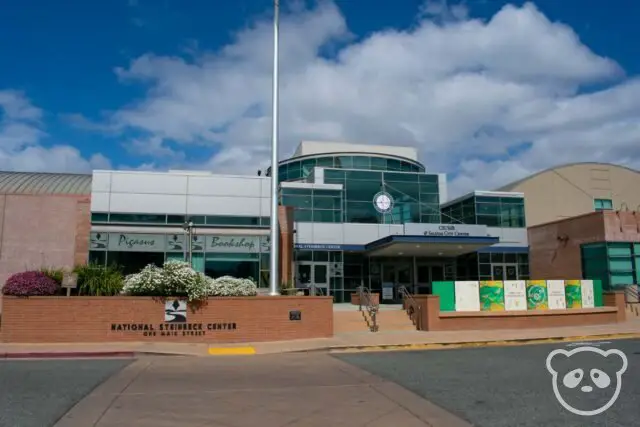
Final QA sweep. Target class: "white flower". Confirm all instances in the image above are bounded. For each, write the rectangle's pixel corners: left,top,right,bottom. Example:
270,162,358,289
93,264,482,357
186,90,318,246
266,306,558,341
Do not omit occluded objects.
120,260,257,301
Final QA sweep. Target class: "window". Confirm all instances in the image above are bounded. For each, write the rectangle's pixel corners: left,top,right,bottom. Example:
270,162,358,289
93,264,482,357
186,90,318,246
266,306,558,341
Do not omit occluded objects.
594,198,613,211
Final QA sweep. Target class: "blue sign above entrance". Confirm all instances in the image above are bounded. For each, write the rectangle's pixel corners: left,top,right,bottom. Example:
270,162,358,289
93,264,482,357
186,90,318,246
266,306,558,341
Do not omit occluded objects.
294,243,364,251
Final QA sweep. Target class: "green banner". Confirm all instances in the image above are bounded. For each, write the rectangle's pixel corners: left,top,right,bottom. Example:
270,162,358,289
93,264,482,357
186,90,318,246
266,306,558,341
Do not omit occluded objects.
479,281,505,311
526,280,548,310
565,280,583,308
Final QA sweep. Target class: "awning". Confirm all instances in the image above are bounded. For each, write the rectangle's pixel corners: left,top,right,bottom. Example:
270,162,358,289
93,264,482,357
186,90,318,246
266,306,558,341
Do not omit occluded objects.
364,234,499,257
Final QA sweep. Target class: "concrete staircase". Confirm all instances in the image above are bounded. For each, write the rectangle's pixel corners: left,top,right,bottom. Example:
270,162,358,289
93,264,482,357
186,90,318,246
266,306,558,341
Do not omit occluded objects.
626,303,639,318
333,305,416,333
375,309,418,331
333,311,373,333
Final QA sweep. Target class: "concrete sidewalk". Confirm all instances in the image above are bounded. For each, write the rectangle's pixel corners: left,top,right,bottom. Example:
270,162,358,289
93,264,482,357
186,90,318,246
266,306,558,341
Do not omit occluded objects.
1,318,639,357
53,354,471,427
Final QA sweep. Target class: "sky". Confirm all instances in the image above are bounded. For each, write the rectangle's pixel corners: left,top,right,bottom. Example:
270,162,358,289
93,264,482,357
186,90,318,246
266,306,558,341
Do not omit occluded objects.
0,0,639,199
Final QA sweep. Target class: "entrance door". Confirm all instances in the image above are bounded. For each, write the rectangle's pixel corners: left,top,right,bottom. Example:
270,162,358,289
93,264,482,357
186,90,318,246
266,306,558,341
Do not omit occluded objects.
416,264,445,294
382,263,412,301
492,263,518,281
296,262,329,295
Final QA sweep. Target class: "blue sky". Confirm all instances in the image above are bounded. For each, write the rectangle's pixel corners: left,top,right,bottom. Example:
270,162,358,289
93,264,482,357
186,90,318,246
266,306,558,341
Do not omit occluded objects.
0,0,639,196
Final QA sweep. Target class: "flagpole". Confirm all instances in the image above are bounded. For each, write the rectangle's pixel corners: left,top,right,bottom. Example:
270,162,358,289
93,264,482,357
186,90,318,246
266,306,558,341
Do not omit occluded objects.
268,0,280,296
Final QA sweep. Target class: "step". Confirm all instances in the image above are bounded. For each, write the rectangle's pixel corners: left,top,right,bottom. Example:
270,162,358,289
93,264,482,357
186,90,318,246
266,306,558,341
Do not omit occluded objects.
333,311,371,333
375,310,417,332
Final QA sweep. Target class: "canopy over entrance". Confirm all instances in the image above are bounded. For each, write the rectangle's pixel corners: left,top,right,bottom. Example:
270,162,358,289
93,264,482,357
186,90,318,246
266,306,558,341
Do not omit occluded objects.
364,235,499,257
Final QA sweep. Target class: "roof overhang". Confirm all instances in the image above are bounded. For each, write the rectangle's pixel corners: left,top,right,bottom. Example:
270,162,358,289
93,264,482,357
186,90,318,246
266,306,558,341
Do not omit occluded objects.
364,235,499,257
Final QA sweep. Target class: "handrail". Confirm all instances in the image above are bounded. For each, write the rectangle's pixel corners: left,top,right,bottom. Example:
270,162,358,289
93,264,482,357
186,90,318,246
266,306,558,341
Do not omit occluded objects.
357,285,378,332
622,284,639,304
398,285,421,330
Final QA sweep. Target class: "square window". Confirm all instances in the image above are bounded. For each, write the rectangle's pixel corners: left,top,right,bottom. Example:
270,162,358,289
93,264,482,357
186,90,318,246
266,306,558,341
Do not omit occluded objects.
594,198,613,211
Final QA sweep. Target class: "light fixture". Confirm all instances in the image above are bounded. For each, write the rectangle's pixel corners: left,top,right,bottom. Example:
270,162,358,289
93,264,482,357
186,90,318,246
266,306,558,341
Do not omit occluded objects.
398,252,404,255
438,252,444,256
416,244,421,248
457,245,463,249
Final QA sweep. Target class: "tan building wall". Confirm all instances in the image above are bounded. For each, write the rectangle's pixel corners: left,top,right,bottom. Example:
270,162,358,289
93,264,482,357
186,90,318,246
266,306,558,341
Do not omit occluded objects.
499,163,640,227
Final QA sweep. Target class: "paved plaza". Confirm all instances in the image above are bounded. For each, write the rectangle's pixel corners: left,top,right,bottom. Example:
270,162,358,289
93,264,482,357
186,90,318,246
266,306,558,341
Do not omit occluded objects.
0,339,638,426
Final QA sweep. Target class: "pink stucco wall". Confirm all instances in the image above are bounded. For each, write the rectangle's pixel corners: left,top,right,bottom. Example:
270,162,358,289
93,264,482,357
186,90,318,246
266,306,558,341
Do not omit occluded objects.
0,194,90,309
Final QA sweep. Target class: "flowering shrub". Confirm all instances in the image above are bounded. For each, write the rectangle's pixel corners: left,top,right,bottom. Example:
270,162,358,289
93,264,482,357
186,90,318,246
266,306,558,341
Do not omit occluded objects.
3,271,60,296
122,264,165,296
210,276,258,297
121,260,256,302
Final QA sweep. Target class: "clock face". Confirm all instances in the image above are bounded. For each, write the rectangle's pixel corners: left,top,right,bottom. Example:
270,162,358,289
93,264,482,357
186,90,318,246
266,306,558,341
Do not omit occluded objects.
376,195,391,210
373,192,393,213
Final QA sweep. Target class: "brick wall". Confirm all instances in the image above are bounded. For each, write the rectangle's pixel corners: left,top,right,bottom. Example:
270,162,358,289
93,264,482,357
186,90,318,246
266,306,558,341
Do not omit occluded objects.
528,212,606,279
0,296,333,343
603,210,640,241
0,195,90,293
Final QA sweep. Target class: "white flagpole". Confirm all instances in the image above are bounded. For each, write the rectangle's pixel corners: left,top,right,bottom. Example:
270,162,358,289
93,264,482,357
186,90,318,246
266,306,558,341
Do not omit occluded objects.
268,0,280,296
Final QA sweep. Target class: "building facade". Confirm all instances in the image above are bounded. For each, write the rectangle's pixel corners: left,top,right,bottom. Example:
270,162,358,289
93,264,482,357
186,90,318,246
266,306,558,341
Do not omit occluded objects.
497,163,640,227
528,210,640,290
89,142,529,302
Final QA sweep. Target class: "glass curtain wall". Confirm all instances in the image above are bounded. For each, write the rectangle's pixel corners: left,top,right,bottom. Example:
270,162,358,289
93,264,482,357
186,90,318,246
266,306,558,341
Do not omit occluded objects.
322,169,440,224
581,242,640,290
277,155,425,182
442,196,525,228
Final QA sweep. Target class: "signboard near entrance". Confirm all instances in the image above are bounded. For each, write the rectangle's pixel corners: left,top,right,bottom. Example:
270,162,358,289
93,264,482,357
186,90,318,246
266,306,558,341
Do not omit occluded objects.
403,223,489,237
454,281,480,311
382,283,394,300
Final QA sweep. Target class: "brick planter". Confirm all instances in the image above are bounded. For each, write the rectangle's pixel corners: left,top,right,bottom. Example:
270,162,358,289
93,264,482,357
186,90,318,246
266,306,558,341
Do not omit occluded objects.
350,293,380,306
0,296,333,343
409,291,626,331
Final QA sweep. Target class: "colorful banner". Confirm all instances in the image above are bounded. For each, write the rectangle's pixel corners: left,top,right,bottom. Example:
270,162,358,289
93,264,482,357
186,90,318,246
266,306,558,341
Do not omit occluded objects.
479,281,505,311
565,280,582,308
503,280,527,311
526,280,548,310
581,280,595,308
454,281,480,312
547,280,567,310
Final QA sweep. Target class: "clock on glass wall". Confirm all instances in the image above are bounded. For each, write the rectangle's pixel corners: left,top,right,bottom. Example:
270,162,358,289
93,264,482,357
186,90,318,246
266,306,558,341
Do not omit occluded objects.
373,191,394,214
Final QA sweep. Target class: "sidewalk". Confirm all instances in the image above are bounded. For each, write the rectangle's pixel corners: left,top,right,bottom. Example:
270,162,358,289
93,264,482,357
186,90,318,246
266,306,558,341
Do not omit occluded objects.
2,318,639,358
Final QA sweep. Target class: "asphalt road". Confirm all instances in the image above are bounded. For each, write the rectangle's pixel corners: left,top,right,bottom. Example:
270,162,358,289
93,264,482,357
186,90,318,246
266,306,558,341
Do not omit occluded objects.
335,339,640,427
0,358,132,427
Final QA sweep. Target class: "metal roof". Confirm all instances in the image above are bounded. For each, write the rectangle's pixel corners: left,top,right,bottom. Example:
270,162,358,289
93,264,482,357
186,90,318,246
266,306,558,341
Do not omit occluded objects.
495,162,640,192
0,172,92,195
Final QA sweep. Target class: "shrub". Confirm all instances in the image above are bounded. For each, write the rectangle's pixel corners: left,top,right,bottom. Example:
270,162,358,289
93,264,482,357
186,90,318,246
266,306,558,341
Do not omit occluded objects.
121,260,256,301
210,276,258,297
40,267,65,285
122,264,165,297
74,263,124,296
3,271,60,296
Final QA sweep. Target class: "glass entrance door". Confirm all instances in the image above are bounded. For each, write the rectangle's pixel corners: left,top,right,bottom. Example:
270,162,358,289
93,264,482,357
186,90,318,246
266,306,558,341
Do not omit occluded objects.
492,263,518,281
416,264,445,294
381,263,412,301
296,262,330,295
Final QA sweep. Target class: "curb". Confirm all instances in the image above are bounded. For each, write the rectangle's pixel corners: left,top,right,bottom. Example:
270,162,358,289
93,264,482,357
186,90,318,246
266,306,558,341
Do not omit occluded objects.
0,351,136,359
322,332,640,354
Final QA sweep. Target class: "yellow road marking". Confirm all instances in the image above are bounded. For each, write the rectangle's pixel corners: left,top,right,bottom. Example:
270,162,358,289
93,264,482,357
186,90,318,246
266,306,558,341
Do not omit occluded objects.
208,346,256,356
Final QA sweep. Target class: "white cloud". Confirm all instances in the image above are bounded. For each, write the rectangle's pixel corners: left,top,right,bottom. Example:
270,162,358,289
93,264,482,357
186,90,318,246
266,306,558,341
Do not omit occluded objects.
91,1,638,198
0,90,111,173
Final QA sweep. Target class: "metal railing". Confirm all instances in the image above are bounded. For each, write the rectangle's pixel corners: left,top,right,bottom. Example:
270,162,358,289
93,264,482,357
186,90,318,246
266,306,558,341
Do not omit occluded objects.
398,285,422,330
357,285,379,332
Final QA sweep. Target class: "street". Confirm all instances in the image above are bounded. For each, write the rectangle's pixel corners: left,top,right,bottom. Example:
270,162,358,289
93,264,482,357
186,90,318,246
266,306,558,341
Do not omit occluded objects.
0,339,637,426
336,338,640,426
